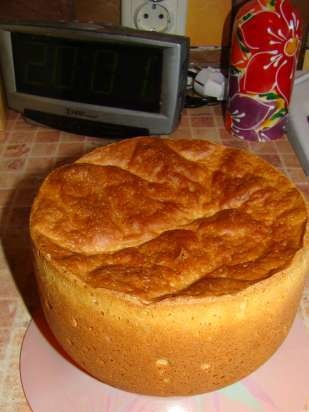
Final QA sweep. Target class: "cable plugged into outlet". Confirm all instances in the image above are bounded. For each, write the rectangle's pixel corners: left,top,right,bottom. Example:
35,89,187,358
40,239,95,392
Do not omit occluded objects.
121,0,187,35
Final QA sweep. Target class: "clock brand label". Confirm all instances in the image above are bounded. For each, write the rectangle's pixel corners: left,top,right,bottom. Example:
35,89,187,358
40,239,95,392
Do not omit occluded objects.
66,108,98,119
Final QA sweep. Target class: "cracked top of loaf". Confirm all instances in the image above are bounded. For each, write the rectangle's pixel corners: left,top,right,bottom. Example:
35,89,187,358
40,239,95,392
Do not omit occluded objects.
30,137,307,303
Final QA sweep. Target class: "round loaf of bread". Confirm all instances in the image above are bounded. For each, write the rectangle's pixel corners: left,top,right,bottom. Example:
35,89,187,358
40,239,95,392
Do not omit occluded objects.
30,137,309,396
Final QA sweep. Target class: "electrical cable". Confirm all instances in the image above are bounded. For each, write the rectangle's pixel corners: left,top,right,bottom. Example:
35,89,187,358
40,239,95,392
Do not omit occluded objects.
184,94,220,108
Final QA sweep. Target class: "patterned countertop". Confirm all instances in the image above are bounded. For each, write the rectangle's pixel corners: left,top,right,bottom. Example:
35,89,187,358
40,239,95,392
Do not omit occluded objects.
0,106,309,412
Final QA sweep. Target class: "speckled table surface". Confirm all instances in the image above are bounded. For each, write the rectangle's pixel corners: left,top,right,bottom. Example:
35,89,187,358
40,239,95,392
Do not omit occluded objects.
0,106,309,412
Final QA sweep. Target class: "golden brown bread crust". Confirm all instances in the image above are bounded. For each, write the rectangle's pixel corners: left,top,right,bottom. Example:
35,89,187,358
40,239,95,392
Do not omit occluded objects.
31,137,307,301
30,137,309,395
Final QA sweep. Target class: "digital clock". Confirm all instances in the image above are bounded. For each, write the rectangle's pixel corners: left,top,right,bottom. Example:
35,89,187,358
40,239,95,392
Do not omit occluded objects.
0,21,189,138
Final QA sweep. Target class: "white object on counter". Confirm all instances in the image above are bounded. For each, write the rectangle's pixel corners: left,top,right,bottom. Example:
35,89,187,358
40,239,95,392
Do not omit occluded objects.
193,67,226,100
288,71,309,175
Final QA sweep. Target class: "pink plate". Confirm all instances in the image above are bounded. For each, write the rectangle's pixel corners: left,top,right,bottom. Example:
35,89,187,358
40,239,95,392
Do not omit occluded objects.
20,312,309,412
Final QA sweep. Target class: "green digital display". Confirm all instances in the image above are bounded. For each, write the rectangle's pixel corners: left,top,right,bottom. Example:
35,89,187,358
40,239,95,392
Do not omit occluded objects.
12,32,163,113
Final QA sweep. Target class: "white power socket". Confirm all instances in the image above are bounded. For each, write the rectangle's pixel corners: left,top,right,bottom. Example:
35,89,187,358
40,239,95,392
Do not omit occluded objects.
121,0,187,35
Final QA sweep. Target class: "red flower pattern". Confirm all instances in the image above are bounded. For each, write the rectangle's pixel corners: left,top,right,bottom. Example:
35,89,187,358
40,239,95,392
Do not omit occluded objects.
234,0,302,104
227,0,303,141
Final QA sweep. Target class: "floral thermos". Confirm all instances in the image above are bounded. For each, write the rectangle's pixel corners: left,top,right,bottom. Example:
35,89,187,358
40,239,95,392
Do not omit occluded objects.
225,0,302,141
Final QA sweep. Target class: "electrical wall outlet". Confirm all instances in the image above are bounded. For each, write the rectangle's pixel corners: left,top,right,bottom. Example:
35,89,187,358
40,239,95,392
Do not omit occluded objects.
121,0,187,35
